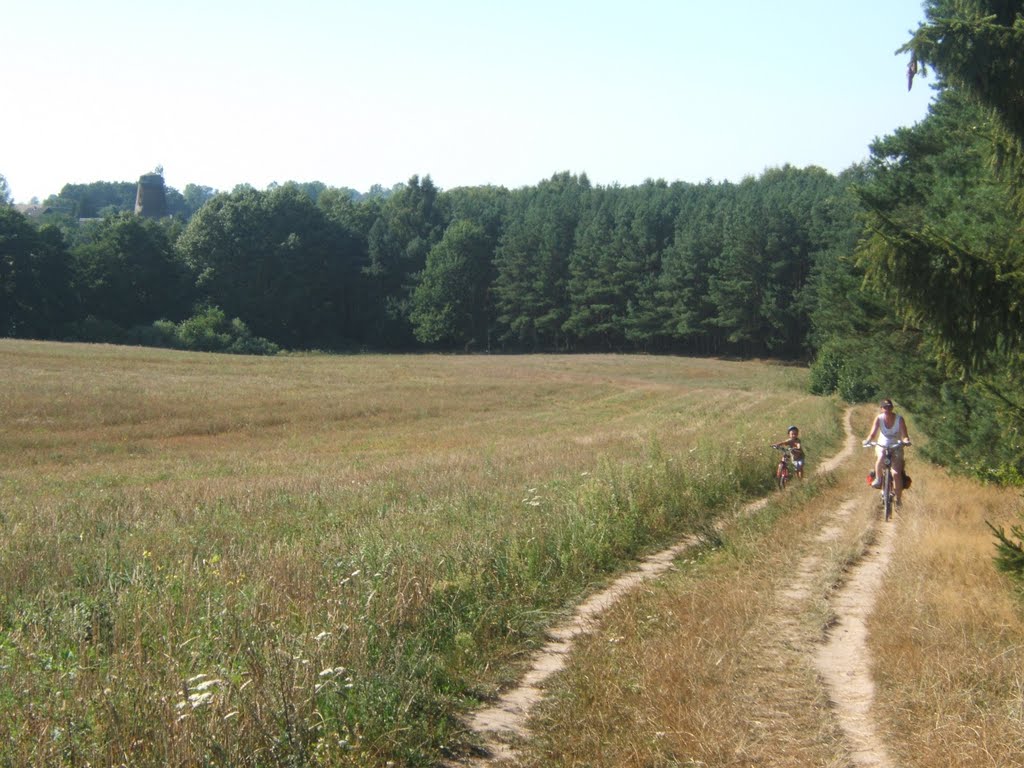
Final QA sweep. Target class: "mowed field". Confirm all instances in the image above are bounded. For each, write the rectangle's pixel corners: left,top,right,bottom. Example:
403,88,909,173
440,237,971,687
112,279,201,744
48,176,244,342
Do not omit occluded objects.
0,340,841,766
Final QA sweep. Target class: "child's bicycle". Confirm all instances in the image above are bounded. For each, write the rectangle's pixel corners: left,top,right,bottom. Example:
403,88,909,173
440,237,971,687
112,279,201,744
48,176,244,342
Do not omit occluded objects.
772,444,794,490
863,440,912,521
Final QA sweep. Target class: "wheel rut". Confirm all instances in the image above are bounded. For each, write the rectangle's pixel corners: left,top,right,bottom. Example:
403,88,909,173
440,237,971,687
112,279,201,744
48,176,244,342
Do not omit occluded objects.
453,408,892,767
814,514,897,767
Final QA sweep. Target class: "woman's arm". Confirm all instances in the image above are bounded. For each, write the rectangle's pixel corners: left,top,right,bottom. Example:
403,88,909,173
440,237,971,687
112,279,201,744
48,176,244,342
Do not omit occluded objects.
864,416,880,443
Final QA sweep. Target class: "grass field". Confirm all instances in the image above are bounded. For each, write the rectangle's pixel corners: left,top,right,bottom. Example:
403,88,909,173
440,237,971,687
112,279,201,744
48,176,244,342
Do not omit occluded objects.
520,405,1024,767
0,340,840,766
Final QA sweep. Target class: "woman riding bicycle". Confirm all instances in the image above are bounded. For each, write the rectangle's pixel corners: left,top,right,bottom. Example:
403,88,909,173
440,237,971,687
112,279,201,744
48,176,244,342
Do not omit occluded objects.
863,398,911,504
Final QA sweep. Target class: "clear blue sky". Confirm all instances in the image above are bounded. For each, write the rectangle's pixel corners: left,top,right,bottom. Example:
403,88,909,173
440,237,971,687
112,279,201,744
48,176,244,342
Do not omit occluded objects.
2,0,934,203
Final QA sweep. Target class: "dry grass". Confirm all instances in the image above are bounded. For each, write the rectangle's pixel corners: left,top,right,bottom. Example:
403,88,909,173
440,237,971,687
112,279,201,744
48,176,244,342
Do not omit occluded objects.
520,403,1024,768
0,339,838,766
870,459,1024,766
521,460,873,767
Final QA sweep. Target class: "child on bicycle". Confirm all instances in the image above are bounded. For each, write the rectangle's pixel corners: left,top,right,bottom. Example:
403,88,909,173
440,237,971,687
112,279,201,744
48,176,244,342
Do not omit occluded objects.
772,425,805,479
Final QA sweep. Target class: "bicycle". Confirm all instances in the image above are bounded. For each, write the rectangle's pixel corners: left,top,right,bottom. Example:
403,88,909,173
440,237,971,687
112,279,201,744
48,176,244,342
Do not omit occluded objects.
863,440,911,521
773,444,793,490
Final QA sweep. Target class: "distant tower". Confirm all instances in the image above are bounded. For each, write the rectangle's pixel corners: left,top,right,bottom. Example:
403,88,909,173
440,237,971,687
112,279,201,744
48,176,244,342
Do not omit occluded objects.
135,172,168,218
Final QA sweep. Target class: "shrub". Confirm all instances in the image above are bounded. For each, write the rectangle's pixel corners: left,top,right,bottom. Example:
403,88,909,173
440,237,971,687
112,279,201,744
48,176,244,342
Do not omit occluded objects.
169,307,280,355
808,339,878,402
988,521,1024,583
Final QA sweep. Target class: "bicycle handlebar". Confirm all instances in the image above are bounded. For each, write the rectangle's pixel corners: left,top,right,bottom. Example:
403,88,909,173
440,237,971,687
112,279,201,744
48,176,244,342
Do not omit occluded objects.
862,440,911,449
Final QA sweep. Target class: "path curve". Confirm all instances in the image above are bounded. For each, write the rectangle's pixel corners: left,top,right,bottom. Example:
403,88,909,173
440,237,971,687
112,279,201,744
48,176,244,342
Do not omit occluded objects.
454,407,858,766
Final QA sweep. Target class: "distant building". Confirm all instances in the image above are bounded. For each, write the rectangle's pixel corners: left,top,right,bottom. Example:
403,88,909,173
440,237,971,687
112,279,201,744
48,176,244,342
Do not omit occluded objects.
13,203,53,217
135,173,168,218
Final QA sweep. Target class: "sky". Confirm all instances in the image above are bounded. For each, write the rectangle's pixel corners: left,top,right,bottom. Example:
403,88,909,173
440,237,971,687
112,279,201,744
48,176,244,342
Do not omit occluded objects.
2,0,936,203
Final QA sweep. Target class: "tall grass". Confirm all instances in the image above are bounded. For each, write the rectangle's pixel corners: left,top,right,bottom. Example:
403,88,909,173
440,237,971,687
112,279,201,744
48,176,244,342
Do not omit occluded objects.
517,404,1024,768
869,462,1024,767
518,469,859,767
0,340,835,765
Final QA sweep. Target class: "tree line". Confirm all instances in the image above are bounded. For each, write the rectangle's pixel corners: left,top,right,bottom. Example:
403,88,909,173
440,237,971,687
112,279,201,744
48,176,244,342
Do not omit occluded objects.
0,166,853,358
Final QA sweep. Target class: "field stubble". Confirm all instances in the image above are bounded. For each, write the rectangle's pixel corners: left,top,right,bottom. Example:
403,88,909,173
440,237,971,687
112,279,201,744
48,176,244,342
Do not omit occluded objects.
0,340,836,766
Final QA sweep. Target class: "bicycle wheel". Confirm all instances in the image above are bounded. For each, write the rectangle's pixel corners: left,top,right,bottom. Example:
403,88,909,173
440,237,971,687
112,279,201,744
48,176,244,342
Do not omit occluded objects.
777,471,787,490
883,469,893,521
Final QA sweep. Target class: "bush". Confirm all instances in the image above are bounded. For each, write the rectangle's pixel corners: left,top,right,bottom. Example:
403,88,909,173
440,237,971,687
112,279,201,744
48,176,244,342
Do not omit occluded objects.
808,344,843,395
175,307,233,351
173,307,280,355
808,339,878,402
988,521,1024,583
59,309,279,355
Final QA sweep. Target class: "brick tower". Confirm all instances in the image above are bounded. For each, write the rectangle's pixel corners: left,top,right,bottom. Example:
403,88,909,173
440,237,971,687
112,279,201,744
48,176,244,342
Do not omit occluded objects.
134,172,168,218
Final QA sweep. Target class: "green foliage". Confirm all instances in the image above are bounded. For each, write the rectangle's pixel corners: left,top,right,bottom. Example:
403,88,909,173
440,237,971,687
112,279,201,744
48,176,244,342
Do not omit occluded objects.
59,307,278,355
807,338,881,403
171,306,280,355
842,5,1024,484
410,220,493,348
902,0,1024,208
169,183,217,220
71,212,193,328
9,168,864,359
363,175,448,347
43,180,138,218
178,183,365,349
493,172,589,350
857,91,1024,374
988,521,1024,582
0,206,77,337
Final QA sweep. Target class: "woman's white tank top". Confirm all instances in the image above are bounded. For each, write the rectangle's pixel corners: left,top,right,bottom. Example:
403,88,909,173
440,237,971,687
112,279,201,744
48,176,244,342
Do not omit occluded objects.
878,414,903,447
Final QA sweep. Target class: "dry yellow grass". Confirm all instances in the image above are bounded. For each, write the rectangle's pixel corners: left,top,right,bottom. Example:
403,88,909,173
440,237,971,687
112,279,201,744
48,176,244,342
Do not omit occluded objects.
0,339,842,765
521,466,872,768
1,341,810,494
870,461,1024,767
517,404,1024,768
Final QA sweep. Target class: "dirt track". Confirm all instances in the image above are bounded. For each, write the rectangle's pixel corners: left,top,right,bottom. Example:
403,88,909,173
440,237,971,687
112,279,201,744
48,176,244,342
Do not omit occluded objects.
454,408,895,766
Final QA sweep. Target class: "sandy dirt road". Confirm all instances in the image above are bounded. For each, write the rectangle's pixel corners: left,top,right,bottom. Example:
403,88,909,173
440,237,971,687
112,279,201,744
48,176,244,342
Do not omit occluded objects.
453,408,895,767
